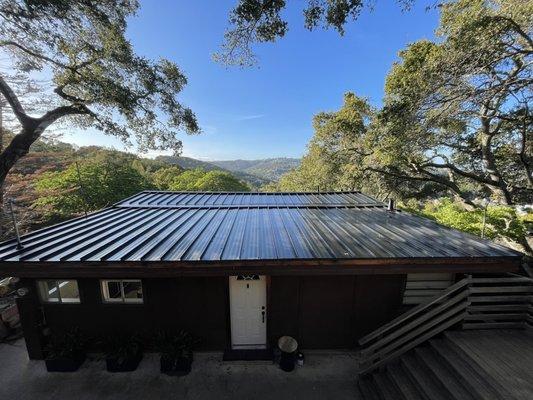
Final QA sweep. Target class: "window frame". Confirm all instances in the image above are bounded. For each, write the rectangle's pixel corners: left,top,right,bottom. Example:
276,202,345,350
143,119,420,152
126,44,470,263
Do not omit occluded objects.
37,280,81,304
100,279,144,304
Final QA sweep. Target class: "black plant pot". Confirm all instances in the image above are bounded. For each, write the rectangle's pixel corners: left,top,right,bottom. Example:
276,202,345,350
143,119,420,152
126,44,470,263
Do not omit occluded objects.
45,354,86,372
106,352,143,372
160,355,192,376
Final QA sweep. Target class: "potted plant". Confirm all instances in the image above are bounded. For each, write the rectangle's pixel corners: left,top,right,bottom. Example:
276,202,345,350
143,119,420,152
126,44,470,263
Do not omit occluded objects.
101,333,143,372
154,329,200,376
44,328,86,372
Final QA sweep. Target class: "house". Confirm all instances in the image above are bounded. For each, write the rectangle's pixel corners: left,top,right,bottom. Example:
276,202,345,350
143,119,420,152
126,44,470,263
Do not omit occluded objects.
0,191,523,360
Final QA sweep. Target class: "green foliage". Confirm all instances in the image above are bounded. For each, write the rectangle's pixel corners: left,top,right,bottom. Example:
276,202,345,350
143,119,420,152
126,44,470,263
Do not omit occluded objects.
154,329,200,359
168,169,209,191
101,332,143,362
45,327,86,359
217,0,414,65
376,0,533,205
25,140,254,223
168,168,251,192
34,153,153,221
276,1,532,207
194,170,251,192
152,166,183,190
402,199,530,247
0,0,198,157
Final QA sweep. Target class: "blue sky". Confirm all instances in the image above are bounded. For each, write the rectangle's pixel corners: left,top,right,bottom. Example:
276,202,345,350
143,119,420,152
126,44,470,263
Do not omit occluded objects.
62,1,439,161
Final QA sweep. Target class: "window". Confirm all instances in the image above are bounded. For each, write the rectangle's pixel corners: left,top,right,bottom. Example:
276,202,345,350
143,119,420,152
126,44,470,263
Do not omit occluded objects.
101,280,143,303
38,280,80,303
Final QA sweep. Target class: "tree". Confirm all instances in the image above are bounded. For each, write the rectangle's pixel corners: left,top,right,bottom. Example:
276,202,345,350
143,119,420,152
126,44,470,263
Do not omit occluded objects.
369,0,532,206
34,155,153,222
168,168,251,192
271,92,442,199
168,169,209,191
216,0,415,66
272,1,532,252
403,199,531,253
194,170,251,191
153,166,184,190
281,1,531,206
0,0,199,188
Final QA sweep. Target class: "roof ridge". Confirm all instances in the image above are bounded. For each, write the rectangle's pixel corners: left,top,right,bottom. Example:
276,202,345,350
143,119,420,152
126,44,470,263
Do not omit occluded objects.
113,203,388,210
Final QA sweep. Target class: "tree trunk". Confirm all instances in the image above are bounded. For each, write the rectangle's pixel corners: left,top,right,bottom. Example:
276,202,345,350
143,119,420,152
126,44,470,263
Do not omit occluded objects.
478,103,514,205
0,120,42,186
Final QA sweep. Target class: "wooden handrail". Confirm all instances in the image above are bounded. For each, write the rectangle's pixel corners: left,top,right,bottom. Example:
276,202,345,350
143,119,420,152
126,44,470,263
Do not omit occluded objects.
357,274,533,375
359,290,469,357
358,277,471,346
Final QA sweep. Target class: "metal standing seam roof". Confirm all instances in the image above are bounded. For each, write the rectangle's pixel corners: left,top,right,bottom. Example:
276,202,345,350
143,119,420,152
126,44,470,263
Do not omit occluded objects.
0,191,521,263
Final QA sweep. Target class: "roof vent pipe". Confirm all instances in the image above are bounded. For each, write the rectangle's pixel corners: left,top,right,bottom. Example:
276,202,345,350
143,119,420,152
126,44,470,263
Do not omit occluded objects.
387,198,395,212
8,199,23,250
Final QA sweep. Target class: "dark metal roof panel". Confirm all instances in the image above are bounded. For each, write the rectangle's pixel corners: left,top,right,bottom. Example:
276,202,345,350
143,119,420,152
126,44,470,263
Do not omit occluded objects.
116,191,384,208
0,191,521,262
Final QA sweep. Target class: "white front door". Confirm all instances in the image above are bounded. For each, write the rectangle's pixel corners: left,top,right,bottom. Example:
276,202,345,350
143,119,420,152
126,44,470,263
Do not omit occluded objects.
229,275,267,349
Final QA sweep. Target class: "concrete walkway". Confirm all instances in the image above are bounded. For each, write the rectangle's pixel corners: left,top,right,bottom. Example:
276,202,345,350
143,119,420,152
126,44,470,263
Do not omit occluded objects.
0,340,359,400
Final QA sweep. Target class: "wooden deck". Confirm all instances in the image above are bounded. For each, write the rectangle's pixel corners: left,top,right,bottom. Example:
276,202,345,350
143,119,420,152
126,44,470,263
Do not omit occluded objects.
357,328,533,400
446,329,533,400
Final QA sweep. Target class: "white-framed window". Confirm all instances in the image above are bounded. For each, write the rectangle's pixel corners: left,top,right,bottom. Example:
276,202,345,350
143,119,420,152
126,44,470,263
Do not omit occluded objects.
100,279,143,304
38,280,80,303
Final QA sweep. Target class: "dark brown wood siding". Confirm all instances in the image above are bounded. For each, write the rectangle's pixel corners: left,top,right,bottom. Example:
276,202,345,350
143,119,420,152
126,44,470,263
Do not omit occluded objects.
40,277,228,351
21,274,405,357
269,275,406,349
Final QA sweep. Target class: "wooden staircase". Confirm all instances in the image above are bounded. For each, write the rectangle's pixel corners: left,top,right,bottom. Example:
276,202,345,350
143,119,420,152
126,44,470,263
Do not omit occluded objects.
358,274,533,375
356,273,533,399
357,329,533,400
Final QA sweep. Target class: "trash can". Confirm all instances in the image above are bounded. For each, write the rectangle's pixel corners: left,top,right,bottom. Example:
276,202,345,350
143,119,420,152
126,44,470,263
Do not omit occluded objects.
278,336,298,372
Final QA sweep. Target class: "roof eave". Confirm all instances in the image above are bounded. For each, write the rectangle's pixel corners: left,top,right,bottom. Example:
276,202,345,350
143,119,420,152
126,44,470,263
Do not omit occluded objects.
0,256,522,278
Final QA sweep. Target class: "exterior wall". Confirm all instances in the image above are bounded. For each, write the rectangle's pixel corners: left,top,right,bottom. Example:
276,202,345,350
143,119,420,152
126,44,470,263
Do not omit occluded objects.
269,275,406,349
38,277,229,352
16,278,45,359
18,274,406,358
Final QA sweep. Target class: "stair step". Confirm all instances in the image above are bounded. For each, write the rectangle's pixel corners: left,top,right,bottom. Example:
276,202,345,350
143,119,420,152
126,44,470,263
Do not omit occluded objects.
414,346,475,400
462,322,525,330
429,338,510,400
445,330,529,399
386,363,425,400
358,375,381,400
400,352,450,400
372,371,400,400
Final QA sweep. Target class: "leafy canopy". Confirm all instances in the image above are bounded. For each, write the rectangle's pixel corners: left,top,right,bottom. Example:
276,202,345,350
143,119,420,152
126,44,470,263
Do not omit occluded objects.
403,199,530,248
168,168,251,192
216,0,415,66
375,0,533,205
276,0,532,207
0,0,199,177
272,1,532,253
34,152,153,221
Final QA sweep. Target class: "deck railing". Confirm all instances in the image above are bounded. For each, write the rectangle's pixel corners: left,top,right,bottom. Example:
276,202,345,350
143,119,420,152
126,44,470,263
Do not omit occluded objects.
357,273,533,375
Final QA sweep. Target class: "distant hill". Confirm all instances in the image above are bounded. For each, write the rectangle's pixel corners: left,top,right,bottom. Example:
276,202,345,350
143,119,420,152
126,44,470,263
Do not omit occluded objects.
154,156,273,188
211,158,300,183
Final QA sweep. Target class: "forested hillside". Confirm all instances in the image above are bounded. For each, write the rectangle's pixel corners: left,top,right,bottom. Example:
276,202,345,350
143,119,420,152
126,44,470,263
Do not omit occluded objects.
155,156,271,188
211,158,300,182
1,138,251,240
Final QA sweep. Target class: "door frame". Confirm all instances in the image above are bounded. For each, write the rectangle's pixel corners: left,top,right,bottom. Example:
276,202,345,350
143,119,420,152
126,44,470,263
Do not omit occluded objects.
227,275,271,350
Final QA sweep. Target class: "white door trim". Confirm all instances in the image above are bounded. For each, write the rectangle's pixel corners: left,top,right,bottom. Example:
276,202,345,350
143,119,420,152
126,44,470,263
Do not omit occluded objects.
229,275,267,349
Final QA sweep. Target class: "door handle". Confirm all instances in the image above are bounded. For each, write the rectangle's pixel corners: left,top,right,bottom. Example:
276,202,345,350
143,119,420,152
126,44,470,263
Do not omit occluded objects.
262,310,265,323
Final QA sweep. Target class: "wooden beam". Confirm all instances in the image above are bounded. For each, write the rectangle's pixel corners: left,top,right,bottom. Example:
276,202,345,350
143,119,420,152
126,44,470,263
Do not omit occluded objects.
0,257,520,278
